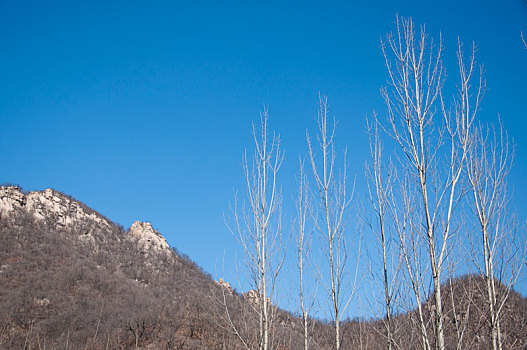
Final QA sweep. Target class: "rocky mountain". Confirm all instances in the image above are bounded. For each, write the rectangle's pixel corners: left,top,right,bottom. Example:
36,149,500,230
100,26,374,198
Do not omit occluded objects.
0,186,247,349
0,185,526,349
0,186,168,254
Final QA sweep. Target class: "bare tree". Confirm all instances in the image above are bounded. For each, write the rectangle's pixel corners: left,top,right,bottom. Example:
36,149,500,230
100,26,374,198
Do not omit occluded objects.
466,121,524,350
225,109,285,350
379,16,482,350
295,158,314,350
391,167,433,350
307,95,359,350
365,116,399,350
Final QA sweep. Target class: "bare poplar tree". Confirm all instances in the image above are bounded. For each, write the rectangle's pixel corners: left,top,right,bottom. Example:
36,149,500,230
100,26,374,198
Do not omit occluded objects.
295,158,314,350
379,16,482,350
307,95,359,350
391,167,433,350
466,121,524,350
365,116,399,350
225,109,285,350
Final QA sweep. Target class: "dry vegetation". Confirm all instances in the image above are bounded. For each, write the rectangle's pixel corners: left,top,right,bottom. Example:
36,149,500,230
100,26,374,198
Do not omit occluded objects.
0,188,525,349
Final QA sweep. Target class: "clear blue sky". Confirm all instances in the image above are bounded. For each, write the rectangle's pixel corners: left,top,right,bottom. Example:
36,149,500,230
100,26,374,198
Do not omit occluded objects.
1,0,526,317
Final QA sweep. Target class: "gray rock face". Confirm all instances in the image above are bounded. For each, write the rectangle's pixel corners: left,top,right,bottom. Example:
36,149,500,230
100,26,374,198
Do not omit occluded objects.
128,221,170,251
0,186,171,254
215,278,234,295
0,186,26,215
0,186,112,230
243,289,271,308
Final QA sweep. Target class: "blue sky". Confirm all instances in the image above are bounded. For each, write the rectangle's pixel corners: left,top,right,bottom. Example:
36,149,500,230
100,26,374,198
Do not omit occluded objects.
1,0,526,317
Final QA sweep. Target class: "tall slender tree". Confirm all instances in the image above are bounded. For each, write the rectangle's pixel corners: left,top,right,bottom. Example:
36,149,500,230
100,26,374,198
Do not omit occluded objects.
307,95,359,350
225,109,285,350
366,116,399,350
467,121,524,350
295,158,314,350
379,16,482,350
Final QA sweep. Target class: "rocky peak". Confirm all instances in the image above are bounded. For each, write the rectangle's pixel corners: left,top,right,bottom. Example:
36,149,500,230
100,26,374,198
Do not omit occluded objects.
0,186,172,255
215,278,234,294
0,186,112,230
0,186,26,213
128,221,170,251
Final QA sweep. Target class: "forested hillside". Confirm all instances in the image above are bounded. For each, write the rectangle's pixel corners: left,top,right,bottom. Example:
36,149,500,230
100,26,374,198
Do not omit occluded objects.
0,186,526,349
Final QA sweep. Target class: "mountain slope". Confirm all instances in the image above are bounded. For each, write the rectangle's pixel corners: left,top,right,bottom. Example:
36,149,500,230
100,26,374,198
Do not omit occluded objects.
0,186,256,349
0,185,526,349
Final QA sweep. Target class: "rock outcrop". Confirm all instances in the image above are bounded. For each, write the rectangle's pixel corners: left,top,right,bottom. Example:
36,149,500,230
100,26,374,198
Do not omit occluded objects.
215,278,234,295
243,289,271,308
128,220,170,251
0,186,112,230
0,186,171,254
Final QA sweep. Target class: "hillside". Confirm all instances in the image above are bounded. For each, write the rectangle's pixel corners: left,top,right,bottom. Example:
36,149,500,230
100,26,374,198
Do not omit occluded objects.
0,186,526,349
0,186,261,349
